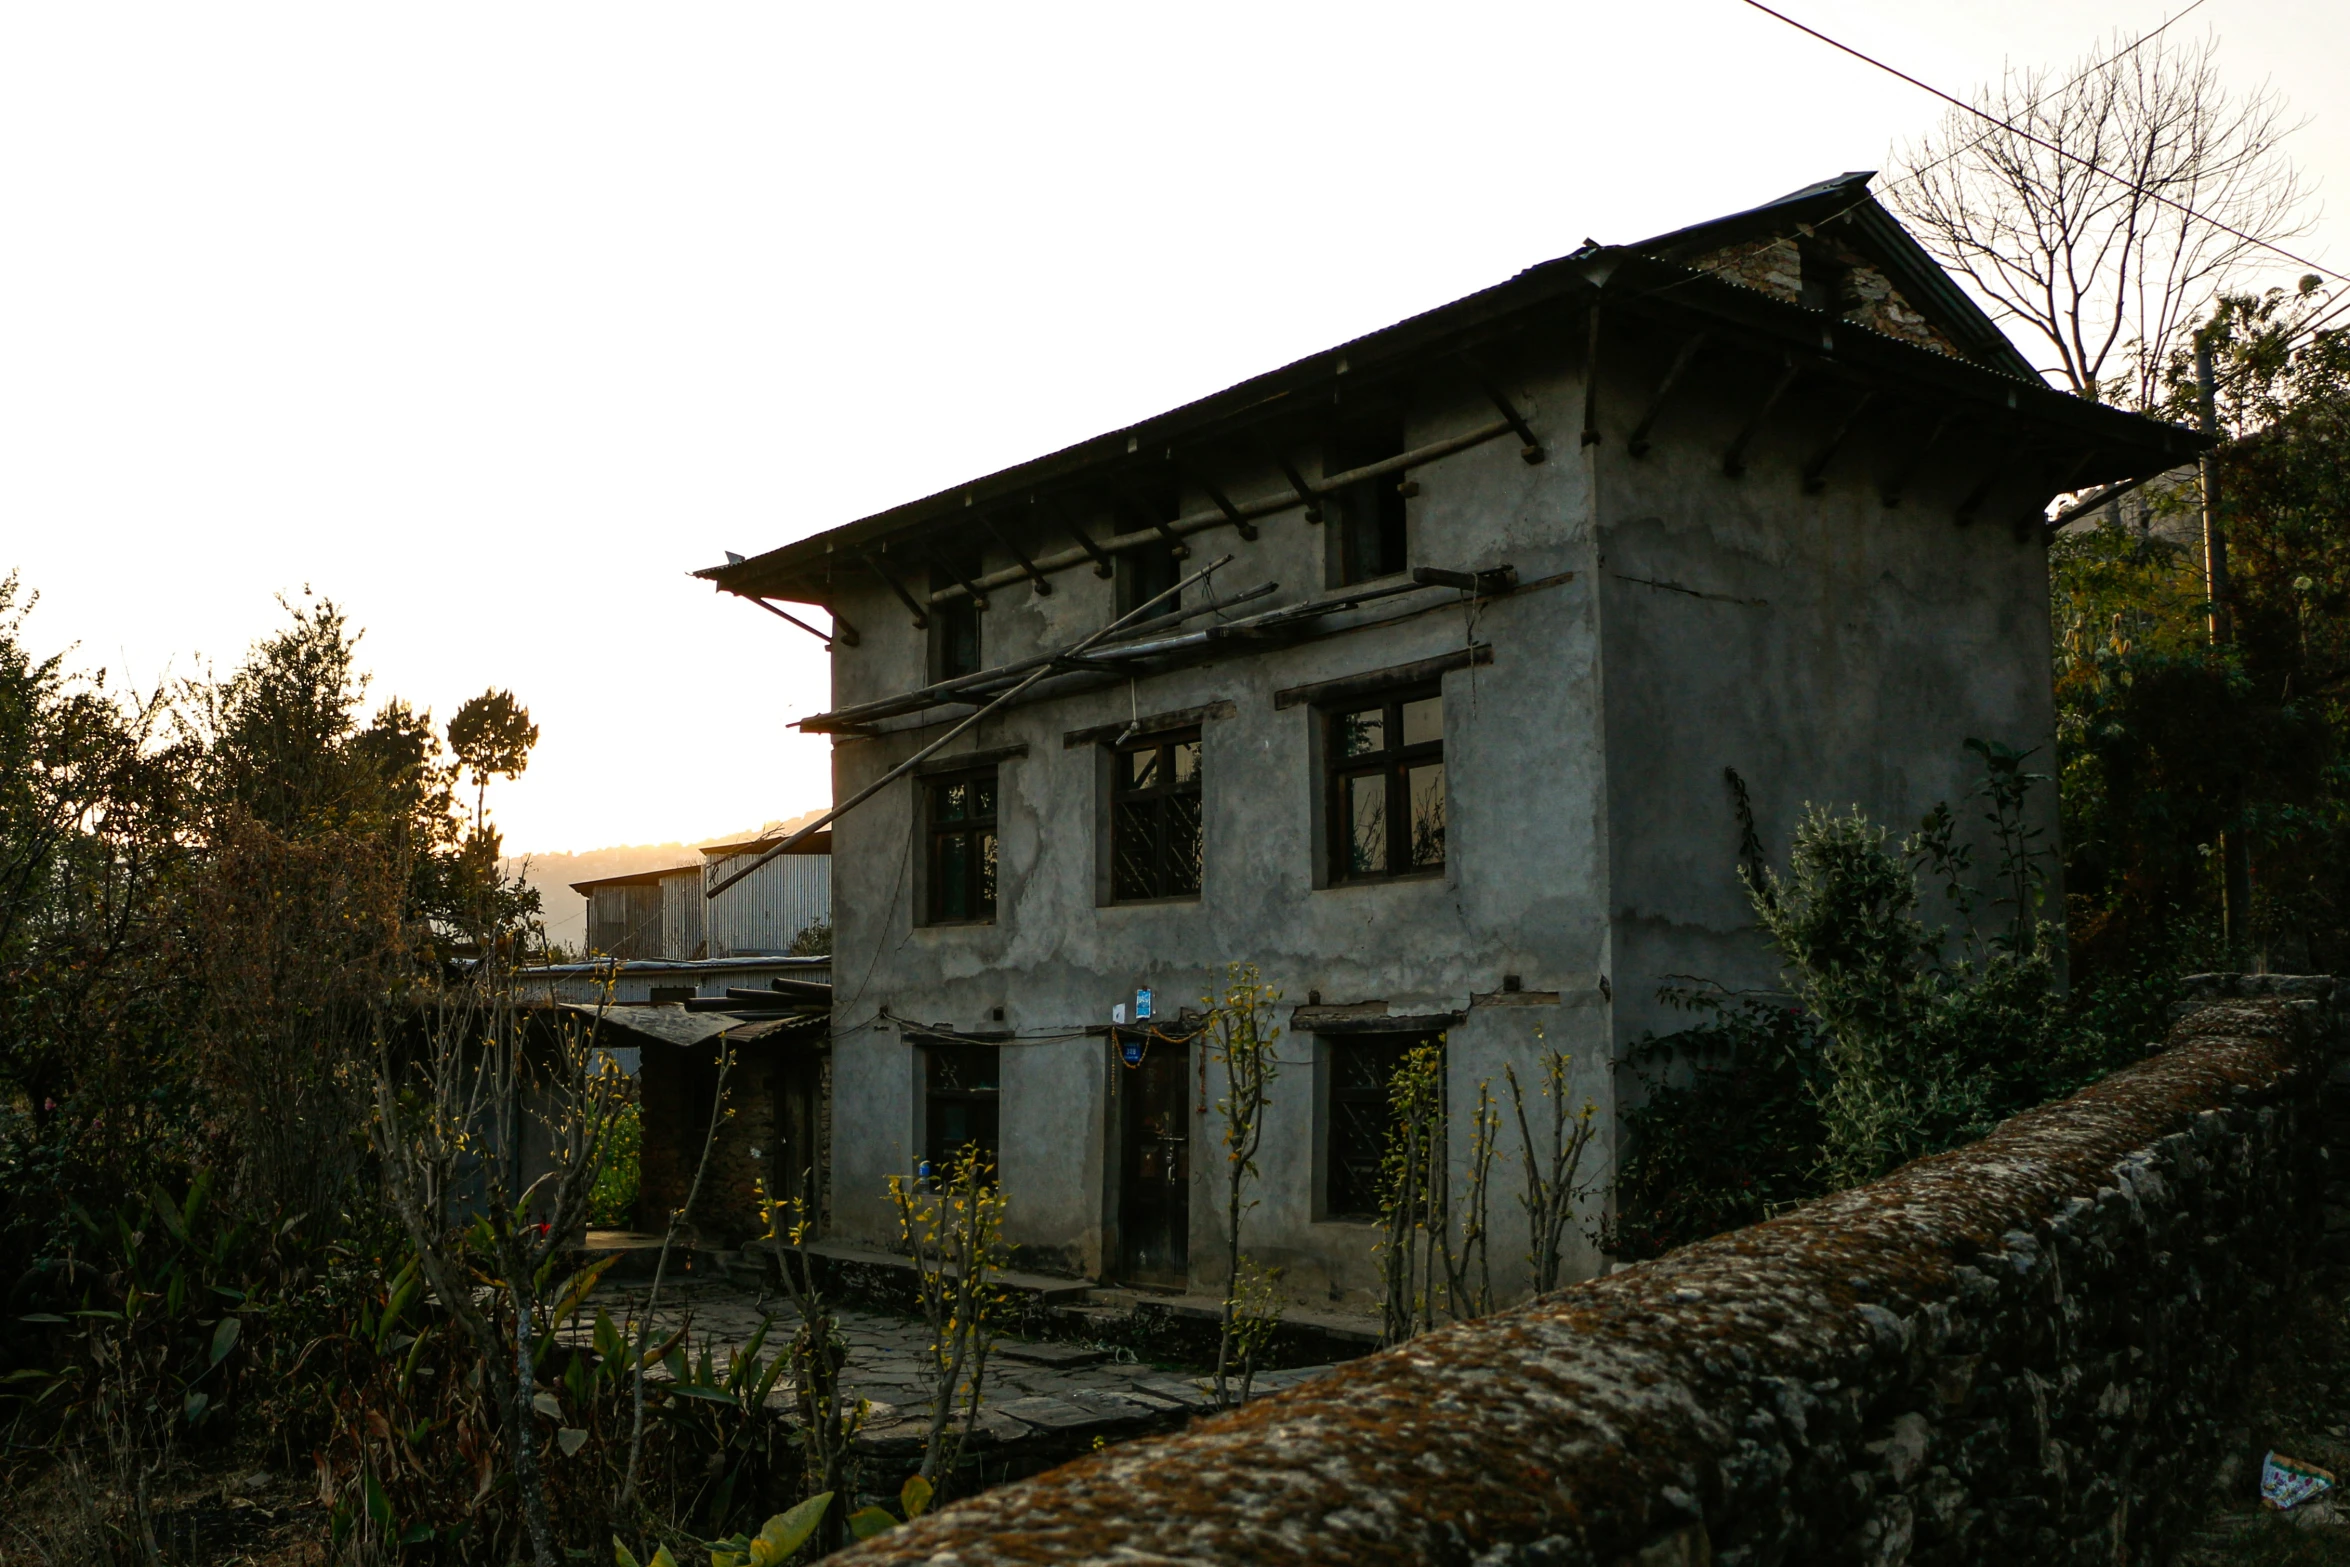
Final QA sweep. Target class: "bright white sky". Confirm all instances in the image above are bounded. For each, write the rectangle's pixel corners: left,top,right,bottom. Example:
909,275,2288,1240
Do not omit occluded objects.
4,1,2343,853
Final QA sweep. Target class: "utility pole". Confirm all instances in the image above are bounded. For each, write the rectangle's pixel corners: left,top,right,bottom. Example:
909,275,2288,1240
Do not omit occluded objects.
2198,334,2253,955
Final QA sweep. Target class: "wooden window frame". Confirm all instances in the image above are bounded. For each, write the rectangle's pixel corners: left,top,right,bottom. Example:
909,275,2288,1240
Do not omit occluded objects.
1322,1030,1442,1219
1108,729,1204,904
1326,410,1410,586
921,1042,1001,1180
923,766,999,924
1323,684,1446,883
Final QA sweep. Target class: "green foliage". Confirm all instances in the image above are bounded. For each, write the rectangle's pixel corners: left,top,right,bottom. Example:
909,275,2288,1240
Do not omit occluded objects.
591,1097,644,1228
2056,285,2350,976
1503,1031,1600,1293
785,921,832,958
447,687,540,792
1375,1038,1499,1344
886,1143,1009,1501
1615,738,2198,1256
700,1490,835,1565
1203,961,1280,1404
1604,994,1826,1262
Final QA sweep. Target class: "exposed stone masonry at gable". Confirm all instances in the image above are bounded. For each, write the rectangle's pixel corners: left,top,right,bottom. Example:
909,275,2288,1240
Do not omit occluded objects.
1686,236,1970,363
832,980,2350,1565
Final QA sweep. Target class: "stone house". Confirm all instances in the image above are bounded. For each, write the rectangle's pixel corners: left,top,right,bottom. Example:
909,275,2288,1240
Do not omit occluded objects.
696,172,2201,1311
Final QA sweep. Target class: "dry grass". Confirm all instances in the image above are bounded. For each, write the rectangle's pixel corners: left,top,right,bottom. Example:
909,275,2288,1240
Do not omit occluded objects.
0,1450,328,1567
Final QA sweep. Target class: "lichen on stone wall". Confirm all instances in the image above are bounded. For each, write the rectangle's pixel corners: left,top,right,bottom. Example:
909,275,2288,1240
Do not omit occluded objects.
831,986,2345,1566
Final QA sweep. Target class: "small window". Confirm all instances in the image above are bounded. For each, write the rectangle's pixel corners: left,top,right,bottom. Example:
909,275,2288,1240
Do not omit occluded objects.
1110,730,1203,902
925,768,998,923
1326,413,1409,585
649,985,695,1006
1799,242,1859,316
1324,1032,1438,1218
929,555,985,681
1117,537,1184,623
1325,688,1445,881
923,1043,1001,1178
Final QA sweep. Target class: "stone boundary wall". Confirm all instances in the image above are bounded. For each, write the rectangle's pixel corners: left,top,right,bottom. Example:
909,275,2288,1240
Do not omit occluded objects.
836,981,2349,1566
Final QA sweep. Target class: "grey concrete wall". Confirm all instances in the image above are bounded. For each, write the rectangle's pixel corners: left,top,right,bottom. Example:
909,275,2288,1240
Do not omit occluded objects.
814,328,2070,1313
822,360,1620,1308
1589,340,2065,1056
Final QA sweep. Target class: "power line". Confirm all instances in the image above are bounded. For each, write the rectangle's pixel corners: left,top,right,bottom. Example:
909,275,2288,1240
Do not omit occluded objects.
1877,0,2214,199
1733,0,2348,288
1636,1,2232,314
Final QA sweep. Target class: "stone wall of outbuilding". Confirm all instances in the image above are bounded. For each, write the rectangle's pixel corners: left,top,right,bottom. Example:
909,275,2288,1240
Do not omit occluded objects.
835,979,2350,1566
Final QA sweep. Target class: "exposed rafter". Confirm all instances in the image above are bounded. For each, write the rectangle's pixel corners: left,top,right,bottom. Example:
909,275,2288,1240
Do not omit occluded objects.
1180,457,1259,541
1724,359,1802,477
1801,390,1877,494
856,548,929,629
1625,333,1707,458
1879,409,1956,509
981,514,1054,595
1462,355,1546,464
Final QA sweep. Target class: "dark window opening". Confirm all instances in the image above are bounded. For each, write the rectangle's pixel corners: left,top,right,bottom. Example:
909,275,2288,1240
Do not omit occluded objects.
1326,687,1445,881
1327,412,1409,585
649,985,694,1005
1325,1032,1441,1218
929,554,985,681
925,767,998,923
1116,537,1184,622
1110,730,1203,902
1798,243,1860,316
923,1042,1000,1180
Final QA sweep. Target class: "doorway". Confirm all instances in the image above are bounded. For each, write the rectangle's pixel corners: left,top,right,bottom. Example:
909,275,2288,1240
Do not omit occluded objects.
1117,1034,1190,1287
771,1050,826,1231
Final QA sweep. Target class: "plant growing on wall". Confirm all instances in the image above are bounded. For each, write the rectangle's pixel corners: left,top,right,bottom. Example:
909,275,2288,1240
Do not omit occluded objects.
1375,1041,1498,1345
758,1179,866,1555
1223,1257,1285,1403
1503,1028,1600,1295
886,1145,1007,1501
1203,961,1280,1406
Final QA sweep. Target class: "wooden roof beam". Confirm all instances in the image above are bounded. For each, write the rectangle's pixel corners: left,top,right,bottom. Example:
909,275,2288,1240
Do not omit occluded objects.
1625,333,1708,458
1462,355,1547,464
856,548,930,630
982,515,1054,595
1723,358,1802,477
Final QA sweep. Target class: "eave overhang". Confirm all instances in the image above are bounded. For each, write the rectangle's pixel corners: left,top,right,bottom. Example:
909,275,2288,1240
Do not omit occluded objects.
702,226,2205,609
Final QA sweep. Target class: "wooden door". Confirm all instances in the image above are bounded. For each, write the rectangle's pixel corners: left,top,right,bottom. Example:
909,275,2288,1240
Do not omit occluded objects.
772,1051,825,1230
1118,1036,1190,1286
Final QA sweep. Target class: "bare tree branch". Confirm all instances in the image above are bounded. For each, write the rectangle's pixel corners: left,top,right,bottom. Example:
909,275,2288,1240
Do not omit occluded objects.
1887,32,2313,409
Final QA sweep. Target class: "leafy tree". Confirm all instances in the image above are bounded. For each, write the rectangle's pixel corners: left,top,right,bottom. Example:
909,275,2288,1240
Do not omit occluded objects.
448,686,540,832
2054,284,2350,973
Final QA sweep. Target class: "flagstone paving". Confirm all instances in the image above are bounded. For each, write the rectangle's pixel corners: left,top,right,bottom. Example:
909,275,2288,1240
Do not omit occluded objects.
573,1277,1336,1456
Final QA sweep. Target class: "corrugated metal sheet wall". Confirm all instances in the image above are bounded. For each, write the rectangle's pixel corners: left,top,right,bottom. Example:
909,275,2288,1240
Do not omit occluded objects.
707,851,831,957
660,871,708,960
588,883,664,960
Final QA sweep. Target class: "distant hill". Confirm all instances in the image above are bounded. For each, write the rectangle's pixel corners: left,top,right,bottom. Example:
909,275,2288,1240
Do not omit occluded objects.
506,808,827,954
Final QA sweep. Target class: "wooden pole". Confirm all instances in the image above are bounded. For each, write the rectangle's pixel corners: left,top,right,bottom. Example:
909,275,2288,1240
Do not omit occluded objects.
706,554,1237,900
2198,336,2252,954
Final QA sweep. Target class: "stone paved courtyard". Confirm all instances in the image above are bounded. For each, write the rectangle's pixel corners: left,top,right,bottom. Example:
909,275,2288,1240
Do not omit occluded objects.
574,1277,1336,1460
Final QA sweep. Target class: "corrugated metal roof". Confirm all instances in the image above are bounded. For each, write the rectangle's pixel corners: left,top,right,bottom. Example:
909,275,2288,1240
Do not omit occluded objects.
558,1002,827,1048
699,830,833,860
695,172,2199,610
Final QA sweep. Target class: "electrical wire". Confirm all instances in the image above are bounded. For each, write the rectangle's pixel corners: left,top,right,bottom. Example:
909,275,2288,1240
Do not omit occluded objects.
1732,0,2346,288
